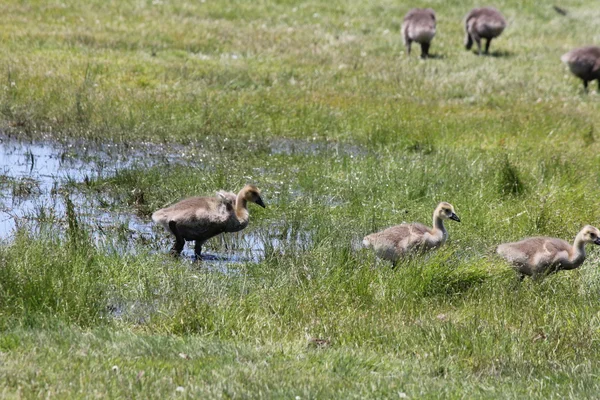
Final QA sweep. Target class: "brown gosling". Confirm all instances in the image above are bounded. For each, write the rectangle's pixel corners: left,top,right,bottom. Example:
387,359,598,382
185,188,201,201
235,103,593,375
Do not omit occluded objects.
152,185,265,257
464,7,506,55
362,202,460,267
402,8,436,59
497,225,600,280
561,46,600,92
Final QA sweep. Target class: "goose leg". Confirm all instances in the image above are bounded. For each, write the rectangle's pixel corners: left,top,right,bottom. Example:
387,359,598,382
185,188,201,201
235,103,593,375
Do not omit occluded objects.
406,40,412,56
168,221,184,256
475,36,482,55
583,80,589,92
485,38,492,54
194,240,205,258
420,42,430,59
518,273,525,283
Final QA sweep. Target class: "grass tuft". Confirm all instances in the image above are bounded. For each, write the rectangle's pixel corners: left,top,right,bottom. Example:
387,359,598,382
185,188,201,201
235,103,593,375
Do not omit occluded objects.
497,154,525,197
0,228,105,327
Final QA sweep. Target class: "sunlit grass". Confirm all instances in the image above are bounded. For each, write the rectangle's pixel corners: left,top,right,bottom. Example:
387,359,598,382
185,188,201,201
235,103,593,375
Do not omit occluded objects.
1,0,600,398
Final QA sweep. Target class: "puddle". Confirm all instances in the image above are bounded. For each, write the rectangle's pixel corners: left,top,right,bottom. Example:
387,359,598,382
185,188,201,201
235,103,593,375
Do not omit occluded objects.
0,136,320,324
0,136,312,267
159,223,311,268
0,137,164,242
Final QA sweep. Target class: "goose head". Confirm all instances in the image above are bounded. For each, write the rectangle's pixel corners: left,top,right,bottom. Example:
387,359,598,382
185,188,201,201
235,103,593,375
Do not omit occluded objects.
435,202,460,222
242,185,266,208
580,225,600,245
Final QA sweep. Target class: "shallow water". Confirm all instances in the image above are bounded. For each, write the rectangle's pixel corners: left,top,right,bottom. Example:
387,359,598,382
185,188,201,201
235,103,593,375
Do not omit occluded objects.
0,136,309,266
0,136,315,322
0,137,155,241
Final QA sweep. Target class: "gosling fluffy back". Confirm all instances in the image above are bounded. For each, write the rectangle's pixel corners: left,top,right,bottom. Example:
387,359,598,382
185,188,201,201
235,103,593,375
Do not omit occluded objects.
402,8,436,58
362,202,460,265
464,7,506,54
497,225,600,277
561,46,600,90
152,185,265,256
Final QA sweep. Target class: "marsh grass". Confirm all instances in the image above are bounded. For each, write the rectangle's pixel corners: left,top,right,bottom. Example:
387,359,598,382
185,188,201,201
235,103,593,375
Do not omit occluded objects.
2,0,600,397
2,218,600,397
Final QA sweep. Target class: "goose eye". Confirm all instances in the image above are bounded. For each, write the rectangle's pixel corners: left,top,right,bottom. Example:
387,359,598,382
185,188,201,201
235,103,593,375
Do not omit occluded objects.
591,233,597,239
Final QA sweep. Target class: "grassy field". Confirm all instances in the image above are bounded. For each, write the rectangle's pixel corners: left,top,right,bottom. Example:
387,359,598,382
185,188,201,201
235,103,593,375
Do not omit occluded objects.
2,0,600,398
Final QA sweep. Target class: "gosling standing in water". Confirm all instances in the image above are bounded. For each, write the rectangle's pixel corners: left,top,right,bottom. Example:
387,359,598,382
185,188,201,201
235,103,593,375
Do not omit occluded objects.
464,7,506,55
152,185,265,257
497,225,600,280
561,46,600,92
402,8,437,59
363,202,460,266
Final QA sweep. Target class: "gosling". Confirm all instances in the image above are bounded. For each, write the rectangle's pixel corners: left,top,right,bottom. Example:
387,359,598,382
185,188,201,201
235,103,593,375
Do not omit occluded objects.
402,8,437,59
362,202,460,267
464,7,506,55
561,46,600,92
497,225,600,280
152,185,265,257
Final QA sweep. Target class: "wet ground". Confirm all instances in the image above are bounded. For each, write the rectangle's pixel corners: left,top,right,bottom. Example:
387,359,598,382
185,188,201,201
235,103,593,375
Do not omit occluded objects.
0,136,316,267
0,138,164,243
0,135,330,322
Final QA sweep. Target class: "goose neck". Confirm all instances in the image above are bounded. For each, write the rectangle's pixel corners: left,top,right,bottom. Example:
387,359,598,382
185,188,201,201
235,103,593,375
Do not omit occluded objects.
572,235,586,260
433,214,447,236
235,191,249,221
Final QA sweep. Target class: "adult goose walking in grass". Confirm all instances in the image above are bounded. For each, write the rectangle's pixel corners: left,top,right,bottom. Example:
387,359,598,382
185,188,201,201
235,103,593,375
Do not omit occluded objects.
362,202,460,267
402,8,437,59
561,46,600,92
464,7,506,55
497,225,600,280
152,185,265,258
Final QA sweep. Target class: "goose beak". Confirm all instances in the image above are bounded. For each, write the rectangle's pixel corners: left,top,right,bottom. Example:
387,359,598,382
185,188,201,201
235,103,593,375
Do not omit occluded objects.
450,213,461,222
594,237,600,245
255,197,266,208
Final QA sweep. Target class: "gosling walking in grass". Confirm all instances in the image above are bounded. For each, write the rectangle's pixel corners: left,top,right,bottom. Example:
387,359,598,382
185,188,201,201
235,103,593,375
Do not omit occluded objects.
561,46,600,92
497,225,600,280
362,202,460,267
464,7,506,55
402,8,437,58
152,185,265,257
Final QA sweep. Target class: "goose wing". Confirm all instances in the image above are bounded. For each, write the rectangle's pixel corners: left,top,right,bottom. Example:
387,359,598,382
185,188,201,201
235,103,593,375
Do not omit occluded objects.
497,237,543,265
379,223,432,248
156,196,233,238
216,191,237,206
404,8,435,23
541,238,572,264
498,237,570,266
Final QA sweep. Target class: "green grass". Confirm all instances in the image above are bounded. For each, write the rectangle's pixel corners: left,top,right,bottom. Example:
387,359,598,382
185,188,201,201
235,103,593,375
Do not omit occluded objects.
1,0,600,398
